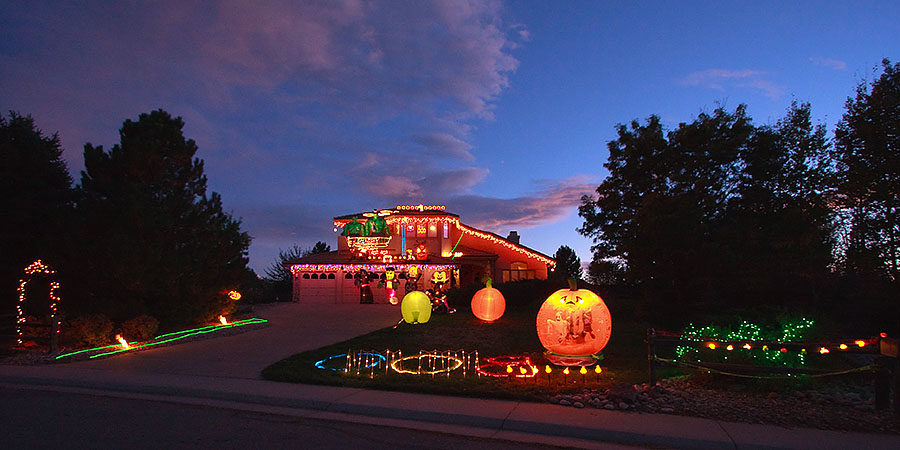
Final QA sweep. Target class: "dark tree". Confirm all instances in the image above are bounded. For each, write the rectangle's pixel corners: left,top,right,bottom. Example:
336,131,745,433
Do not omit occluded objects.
725,102,835,308
264,241,331,301
551,245,582,282
73,110,250,327
0,112,73,315
578,106,752,316
834,59,900,280
579,103,843,320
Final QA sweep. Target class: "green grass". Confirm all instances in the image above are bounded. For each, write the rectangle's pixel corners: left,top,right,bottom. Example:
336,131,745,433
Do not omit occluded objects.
262,280,684,401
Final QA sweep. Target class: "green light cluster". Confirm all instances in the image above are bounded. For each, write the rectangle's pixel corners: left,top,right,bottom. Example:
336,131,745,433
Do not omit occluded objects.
674,318,814,367
56,318,267,360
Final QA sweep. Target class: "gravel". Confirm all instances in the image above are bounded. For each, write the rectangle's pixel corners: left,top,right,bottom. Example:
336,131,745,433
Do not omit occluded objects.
549,375,900,434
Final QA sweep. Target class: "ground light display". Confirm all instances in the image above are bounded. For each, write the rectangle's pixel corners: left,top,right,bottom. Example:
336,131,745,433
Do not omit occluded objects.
55,318,268,360
313,349,605,385
536,280,612,366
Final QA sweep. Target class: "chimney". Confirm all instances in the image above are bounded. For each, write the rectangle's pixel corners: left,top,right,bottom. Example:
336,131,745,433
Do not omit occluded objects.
506,231,520,244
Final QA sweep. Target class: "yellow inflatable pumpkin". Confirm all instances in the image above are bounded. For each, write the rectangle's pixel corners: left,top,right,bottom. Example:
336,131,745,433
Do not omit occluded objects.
536,280,611,365
401,291,432,324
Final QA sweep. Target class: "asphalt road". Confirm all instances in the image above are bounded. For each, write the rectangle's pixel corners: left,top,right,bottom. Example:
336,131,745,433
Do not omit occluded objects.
1,387,577,450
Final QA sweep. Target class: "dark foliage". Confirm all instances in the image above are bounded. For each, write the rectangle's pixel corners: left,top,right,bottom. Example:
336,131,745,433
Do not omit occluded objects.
0,112,73,316
579,103,837,324
264,241,331,301
834,59,900,281
550,245,583,281
71,110,250,328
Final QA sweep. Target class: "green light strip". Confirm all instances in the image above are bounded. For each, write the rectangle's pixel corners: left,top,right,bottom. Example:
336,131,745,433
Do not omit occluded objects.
55,318,267,360
90,319,267,359
449,234,464,260
153,318,262,340
56,343,128,359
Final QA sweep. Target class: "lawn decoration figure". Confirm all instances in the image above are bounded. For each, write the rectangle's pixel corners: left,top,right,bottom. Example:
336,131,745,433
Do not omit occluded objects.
355,269,374,304
341,216,366,236
536,279,611,366
405,265,421,293
362,209,392,237
471,277,505,322
380,267,400,305
401,291,432,324
427,270,455,314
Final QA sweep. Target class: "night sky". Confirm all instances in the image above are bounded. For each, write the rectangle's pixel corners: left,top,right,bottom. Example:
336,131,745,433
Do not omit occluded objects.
3,1,899,273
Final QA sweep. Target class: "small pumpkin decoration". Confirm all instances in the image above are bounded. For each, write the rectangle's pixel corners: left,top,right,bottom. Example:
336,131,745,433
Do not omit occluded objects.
471,277,505,322
401,291,432,324
536,279,611,366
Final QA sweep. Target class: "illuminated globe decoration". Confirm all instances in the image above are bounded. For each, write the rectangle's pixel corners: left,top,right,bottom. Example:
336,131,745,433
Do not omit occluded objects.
471,278,505,322
536,280,612,366
401,291,432,324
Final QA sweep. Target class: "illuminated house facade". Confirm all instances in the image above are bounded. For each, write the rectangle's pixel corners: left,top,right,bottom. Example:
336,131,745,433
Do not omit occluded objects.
285,205,556,303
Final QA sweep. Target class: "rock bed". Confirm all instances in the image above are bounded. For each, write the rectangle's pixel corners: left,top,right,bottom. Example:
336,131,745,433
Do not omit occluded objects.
550,375,900,434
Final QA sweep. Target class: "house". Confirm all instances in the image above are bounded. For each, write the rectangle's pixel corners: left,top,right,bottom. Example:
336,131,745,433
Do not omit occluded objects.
285,205,556,303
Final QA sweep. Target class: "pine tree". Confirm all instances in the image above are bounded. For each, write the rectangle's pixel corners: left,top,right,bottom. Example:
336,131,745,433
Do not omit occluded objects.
74,110,250,327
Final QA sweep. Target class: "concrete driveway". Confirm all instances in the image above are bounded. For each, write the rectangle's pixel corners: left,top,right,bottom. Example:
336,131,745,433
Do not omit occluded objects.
58,302,401,379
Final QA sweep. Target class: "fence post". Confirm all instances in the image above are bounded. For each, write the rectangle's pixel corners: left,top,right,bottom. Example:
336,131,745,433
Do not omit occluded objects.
647,328,657,386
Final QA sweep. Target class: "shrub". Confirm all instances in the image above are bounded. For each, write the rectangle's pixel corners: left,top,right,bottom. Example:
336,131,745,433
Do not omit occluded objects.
119,315,159,341
64,314,114,347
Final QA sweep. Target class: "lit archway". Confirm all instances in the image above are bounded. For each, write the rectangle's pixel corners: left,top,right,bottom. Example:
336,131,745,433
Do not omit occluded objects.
16,260,61,348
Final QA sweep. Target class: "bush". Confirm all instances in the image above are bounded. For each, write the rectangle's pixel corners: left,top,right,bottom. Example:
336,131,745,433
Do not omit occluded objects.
118,315,159,341
64,314,114,347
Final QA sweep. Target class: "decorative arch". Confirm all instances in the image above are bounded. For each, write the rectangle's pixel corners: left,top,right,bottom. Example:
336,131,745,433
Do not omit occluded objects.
16,260,61,347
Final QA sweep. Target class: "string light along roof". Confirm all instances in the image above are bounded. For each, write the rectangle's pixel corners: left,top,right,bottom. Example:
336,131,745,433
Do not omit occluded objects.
332,209,556,267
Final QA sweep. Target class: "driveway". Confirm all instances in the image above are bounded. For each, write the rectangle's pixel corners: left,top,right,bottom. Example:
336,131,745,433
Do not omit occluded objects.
56,303,401,379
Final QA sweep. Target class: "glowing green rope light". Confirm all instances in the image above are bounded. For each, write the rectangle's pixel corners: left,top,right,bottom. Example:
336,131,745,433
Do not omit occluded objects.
90,319,267,358
56,343,127,359
449,234,464,260
55,318,267,360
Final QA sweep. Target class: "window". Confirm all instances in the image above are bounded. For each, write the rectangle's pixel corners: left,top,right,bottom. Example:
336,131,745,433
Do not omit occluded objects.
302,274,310,279
502,262,535,282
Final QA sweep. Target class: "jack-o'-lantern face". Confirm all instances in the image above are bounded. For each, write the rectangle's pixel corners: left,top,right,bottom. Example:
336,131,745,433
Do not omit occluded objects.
431,270,448,284
407,266,419,278
536,282,612,365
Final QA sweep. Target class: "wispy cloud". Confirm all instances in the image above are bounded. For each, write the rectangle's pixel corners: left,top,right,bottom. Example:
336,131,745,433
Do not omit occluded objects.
451,177,597,231
681,68,784,99
809,57,847,71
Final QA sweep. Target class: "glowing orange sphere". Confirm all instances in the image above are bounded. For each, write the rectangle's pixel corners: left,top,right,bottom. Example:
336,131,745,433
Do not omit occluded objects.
536,281,611,366
471,279,505,322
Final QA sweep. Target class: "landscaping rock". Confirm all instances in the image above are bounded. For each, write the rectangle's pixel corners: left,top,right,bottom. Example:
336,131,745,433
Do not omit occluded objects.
573,401,585,409
558,399,572,406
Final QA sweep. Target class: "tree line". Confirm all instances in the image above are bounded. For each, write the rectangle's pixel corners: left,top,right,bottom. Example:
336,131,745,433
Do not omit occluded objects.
1,110,250,330
578,59,899,331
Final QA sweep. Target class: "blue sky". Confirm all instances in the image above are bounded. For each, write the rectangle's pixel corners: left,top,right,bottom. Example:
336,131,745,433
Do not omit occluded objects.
3,1,899,274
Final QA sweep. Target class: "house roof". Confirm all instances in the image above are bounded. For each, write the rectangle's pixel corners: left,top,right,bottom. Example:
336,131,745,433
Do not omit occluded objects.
331,208,555,267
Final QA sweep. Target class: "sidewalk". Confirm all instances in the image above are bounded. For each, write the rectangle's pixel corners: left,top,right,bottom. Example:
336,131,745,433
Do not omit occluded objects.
3,303,899,449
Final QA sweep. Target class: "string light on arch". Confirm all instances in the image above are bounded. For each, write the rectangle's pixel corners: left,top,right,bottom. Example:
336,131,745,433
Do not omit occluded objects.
16,259,61,346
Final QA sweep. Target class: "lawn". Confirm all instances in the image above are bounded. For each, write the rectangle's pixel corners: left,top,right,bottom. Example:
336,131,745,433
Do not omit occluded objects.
261,279,684,401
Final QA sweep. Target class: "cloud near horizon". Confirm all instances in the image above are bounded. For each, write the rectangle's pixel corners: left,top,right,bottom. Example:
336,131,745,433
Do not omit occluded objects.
450,177,597,232
681,68,784,99
809,57,847,71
